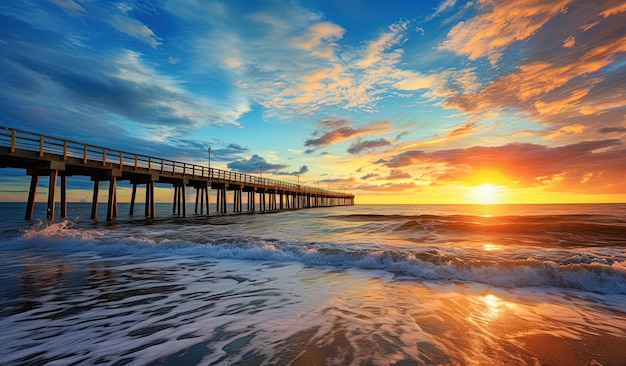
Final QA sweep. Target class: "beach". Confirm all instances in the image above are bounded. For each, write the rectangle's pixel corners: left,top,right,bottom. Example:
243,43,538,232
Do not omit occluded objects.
1,203,625,365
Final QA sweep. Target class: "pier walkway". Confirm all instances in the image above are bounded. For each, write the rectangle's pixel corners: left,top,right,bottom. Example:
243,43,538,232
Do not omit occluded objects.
0,126,354,220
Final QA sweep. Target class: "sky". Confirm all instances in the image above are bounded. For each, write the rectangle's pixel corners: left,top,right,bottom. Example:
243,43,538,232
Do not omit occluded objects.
1,0,625,204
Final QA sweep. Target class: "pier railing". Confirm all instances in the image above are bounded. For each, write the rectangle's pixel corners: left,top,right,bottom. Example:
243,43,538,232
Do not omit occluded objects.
0,126,349,197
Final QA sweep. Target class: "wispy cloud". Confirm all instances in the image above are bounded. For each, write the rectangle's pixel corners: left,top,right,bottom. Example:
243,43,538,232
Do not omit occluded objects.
347,138,393,154
438,0,571,64
305,119,392,149
440,0,626,140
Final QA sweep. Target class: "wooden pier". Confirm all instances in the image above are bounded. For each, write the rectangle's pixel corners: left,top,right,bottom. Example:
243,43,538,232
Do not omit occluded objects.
0,126,354,220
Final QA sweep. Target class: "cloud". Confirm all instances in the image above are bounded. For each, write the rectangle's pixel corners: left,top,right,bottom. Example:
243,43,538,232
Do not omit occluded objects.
305,120,392,148
386,169,412,180
274,165,309,176
48,0,86,15
354,182,418,192
47,0,162,48
227,154,288,173
440,1,626,135
108,14,162,48
426,0,458,21
599,127,626,134
447,122,476,138
208,144,250,162
439,0,571,64
360,173,380,180
383,139,626,193
347,138,393,154
0,10,246,149
203,13,435,117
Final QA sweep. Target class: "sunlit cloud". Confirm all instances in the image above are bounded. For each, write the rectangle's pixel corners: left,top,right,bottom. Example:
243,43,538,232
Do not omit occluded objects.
382,139,626,193
439,0,571,64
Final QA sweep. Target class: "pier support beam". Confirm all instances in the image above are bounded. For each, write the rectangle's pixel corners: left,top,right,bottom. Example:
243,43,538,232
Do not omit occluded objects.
173,183,187,217
106,176,117,221
91,180,99,219
25,175,38,220
130,183,137,216
60,175,67,219
46,170,58,220
144,180,155,218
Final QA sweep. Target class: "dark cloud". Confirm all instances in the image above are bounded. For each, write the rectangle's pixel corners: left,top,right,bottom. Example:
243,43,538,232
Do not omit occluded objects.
347,138,392,154
305,120,392,148
360,173,380,180
208,144,250,162
227,154,288,173
274,165,309,176
599,127,626,134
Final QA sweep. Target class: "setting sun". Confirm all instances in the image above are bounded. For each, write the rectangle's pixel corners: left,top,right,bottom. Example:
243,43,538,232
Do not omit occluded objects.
472,183,500,204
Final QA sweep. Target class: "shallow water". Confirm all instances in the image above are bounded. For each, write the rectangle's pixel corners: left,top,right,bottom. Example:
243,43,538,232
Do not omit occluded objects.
1,203,625,365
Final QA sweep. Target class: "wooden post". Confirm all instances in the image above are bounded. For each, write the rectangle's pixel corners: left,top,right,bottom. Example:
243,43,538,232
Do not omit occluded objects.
25,175,38,220
220,188,227,213
106,176,116,221
47,170,58,220
91,180,99,219
173,185,178,215
195,187,200,214
150,181,156,218
145,182,150,217
130,183,137,215
204,186,210,215
60,175,67,219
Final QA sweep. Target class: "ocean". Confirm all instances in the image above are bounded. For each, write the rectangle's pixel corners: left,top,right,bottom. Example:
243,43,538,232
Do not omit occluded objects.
0,202,625,365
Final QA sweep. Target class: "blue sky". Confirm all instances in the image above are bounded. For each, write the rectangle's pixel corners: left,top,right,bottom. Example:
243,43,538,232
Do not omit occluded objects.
1,0,625,203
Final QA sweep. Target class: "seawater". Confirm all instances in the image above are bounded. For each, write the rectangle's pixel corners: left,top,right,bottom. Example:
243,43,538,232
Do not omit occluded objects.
1,203,625,365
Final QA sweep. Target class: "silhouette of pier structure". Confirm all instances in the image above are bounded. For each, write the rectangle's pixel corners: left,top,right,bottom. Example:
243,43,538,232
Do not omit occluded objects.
0,126,354,220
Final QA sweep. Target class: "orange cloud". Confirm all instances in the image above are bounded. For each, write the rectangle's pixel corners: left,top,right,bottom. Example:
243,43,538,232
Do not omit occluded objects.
305,120,392,148
382,139,626,194
439,0,571,64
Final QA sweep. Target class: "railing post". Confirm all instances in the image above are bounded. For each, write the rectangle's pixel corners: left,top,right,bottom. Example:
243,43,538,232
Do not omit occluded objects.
63,141,68,161
134,155,138,171
119,151,123,167
10,129,16,153
39,135,44,157
102,148,107,166
148,156,152,170
83,144,88,164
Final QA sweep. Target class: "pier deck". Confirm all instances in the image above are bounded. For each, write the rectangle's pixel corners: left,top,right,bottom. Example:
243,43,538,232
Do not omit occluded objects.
0,126,354,220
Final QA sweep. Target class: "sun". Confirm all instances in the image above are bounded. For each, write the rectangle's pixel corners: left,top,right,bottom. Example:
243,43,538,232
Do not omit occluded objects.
472,183,500,204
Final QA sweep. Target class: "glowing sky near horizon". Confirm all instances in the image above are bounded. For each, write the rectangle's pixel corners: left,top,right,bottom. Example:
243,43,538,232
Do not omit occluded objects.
1,0,625,204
